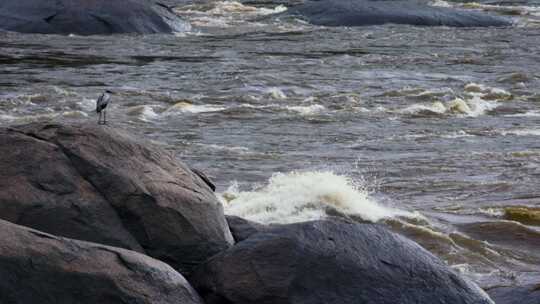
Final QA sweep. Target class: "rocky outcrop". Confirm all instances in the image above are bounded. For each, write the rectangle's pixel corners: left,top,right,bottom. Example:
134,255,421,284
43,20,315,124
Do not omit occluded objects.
191,219,494,304
225,215,269,242
285,0,511,27
0,219,203,304
0,0,190,35
0,122,233,275
487,284,540,304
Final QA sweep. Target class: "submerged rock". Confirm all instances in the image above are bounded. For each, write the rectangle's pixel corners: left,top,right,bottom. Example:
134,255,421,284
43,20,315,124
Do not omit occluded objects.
0,219,203,304
285,0,511,27
191,218,494,304
0,0,190,35
0,122,233,275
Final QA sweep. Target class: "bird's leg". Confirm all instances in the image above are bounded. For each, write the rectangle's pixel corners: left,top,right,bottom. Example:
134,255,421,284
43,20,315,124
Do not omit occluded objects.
98,112,102,125
104,110,107,125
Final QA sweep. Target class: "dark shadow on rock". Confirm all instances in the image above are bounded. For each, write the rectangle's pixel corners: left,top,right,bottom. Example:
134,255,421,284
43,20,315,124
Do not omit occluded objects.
0,219,203,304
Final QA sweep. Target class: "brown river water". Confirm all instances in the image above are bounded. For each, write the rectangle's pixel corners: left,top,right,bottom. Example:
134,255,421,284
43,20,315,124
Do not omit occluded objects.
1,0,540,291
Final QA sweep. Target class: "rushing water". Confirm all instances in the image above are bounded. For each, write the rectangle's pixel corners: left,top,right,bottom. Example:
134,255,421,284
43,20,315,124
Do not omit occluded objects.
1,0,540,291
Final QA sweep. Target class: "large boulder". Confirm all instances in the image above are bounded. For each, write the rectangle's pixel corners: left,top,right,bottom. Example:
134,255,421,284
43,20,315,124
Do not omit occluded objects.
191,219,494,304
0,122,233,275
225,215,269,242
0,219,203,304
0,0,190,35
284,0,511,27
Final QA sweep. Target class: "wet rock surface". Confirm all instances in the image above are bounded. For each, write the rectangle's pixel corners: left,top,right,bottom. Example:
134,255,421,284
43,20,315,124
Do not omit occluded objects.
285,0,511,27
191,218,494,304
225,215,270,242
0,0,188,35
0,122,233,275
0,219,203,304
487,284,540,304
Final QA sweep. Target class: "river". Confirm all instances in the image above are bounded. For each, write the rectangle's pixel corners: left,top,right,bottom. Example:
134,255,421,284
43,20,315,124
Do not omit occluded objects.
1,0,540,291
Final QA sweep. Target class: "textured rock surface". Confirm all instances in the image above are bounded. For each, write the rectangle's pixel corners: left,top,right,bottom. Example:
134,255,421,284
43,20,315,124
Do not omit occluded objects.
225,215,269,242
487,284,540,304
0,0,189,35
0,122,233,275
0,219,203,304
191,219,494,304
285,0,511,27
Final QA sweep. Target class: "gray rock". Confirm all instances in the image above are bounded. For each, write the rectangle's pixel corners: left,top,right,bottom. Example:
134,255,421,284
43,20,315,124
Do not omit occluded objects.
0,219,203,304
0,0,189,35
487,284,540,304
225,215,269,242
191,219,494,304
284,0,511,27
0,122,233,275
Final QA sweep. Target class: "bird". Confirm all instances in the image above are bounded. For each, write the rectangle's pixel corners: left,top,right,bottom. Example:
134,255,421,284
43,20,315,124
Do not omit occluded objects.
96,90,113,125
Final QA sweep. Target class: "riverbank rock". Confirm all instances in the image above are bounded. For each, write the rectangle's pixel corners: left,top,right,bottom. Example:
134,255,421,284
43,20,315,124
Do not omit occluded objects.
285,0,511,27
0,122,233,275
0,219,203,304
225,215,269,242
487,284,540,304
0,0,190,35
191,219,494,304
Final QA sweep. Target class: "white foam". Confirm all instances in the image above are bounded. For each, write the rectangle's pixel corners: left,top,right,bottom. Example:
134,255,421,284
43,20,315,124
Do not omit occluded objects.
222,171,413,224
463,95,498,117
430,0,453,8
61,110,88,118
441,130,475,139
500,128,540,136
504,111,540,117
286,104,325,116
266,87,287,100
461,2,539,18
0,113,17,122
175,1,287,28
52,86,79,97
197,143,251,154
125,105,160,121
163,102,226,114
401,101,447,115
399,96,498,118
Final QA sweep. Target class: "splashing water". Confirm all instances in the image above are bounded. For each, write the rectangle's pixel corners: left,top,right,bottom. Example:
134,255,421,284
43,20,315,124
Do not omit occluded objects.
221,171,414,224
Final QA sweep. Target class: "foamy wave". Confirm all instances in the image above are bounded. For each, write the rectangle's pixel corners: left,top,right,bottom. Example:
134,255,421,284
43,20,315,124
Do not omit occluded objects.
163,102,226,114
400,98,497,117
175,1,287,28
196,143,251,154
500,128,540,136
266,87,287,100
462,2,539,17
463,83,512,101
286,104,325,115
440,130,475,139
0,113,17,122
221,171,414,224
125,105,160,121
401,101,447,115
429,0,453,8
504,111,540,117
61,110,88,119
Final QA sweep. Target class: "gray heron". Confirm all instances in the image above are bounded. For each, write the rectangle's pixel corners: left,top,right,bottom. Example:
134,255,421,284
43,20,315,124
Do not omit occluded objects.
96,90,113,125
